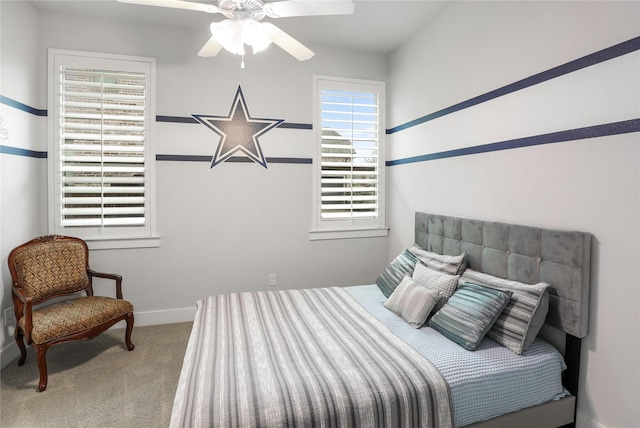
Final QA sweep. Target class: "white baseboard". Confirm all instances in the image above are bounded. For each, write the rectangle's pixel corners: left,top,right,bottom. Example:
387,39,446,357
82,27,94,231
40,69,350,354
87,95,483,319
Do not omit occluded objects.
576,410,608,428
0,340,21,370
0,306,196,369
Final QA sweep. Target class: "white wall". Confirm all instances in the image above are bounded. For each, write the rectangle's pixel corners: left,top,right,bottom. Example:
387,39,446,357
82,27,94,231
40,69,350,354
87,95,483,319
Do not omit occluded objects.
387,2,639,428
0,0,47,366
0,6,390,360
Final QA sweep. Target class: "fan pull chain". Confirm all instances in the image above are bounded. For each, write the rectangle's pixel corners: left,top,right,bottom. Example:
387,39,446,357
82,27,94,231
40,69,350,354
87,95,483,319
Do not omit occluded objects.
241,55,245,69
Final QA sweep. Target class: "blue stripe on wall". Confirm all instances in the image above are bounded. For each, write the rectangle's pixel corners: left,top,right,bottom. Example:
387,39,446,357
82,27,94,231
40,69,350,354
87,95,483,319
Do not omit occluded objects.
0,145,47,158
6,116,636,164
3,37,638,164
387,119,640,166
0,95,47,116
263,157,312,164
156,115,198,124
387,36,640,134
2,36,638,137
156,115,312,129
156,154,209,162
157,154,312,164
279,123,313,130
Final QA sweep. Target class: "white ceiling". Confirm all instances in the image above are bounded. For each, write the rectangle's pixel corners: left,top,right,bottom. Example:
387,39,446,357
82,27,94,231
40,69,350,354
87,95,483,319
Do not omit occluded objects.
28,0,450,55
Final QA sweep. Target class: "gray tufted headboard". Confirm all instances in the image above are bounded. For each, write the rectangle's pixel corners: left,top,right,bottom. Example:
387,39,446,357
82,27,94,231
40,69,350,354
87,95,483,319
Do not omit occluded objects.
415,212,592,338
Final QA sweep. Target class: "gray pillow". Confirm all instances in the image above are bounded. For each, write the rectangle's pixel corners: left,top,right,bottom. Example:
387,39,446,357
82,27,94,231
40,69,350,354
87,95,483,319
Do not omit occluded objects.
409,244,467,276
375,249,420,298
411,263,460,314
383,274,440,328
459,269,550,354
429,282,512,351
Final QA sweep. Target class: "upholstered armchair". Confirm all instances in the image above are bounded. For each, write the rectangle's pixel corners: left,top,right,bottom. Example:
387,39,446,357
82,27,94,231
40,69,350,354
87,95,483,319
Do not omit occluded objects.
8,235,134,391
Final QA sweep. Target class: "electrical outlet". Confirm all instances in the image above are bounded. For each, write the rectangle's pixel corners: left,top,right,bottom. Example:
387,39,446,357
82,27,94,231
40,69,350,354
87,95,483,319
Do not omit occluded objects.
268,274,277,286
4,307,15,326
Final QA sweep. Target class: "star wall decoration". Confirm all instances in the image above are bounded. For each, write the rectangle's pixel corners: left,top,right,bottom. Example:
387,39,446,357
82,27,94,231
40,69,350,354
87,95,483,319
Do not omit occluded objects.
193,86,284,170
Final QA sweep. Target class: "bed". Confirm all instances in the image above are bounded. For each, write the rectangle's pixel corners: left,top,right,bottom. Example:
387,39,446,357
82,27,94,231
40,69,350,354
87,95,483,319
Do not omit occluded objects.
171,212,592,427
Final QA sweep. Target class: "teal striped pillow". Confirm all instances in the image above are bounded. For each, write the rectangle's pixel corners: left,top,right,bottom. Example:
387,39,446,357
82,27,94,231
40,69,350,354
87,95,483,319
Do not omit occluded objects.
460,269,550,354
376,249,420,298
429,282,512,351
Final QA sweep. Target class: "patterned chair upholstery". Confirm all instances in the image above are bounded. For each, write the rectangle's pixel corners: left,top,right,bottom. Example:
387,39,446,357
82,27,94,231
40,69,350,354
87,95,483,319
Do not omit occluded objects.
8,235,134,391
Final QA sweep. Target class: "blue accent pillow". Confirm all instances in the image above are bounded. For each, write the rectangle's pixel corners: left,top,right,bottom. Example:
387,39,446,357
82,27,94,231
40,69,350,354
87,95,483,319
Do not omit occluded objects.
375,249,420,298
460,269,550,354
429,282,512,351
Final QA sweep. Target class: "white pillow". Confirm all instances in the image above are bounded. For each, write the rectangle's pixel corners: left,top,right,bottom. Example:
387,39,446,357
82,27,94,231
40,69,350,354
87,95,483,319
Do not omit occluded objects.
411,263,460,313
383,274,440,328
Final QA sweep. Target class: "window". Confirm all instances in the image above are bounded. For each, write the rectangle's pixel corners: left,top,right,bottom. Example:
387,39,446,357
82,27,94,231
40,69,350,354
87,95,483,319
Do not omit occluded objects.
48,49,158,249
311,76,387,240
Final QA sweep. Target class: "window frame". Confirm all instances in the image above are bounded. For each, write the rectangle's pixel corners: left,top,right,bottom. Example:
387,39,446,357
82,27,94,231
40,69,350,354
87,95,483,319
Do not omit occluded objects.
47,49,159,249
310,75,388,241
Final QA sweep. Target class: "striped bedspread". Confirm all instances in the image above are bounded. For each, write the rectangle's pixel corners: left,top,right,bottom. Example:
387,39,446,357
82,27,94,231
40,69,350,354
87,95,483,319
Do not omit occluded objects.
170,287,453,428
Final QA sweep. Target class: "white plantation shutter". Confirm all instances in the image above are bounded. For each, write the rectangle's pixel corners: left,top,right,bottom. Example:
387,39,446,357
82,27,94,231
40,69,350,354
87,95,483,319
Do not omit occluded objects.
59,68,146,227
320,89,379,220
312,76,386,238
49,50,156,244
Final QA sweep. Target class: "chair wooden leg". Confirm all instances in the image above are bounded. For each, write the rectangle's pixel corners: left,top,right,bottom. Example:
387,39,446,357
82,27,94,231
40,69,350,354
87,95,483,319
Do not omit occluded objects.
14,327,27,366
35,345,49,392
125,313,135,351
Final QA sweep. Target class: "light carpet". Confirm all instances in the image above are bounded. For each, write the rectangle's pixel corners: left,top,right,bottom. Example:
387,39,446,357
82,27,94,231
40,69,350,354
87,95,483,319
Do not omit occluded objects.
0,322,192,428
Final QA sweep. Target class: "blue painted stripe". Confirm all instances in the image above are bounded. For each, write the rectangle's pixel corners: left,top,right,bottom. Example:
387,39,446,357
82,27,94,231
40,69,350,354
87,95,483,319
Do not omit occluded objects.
156,115,312,129
6,117,637,165
1,148,313,164
0,95,47,116
0,145,47,158
2,37,637,135
266,157,312,164
279,122,312,130
387,119,640,166
157,154,312,164
388,36,640,134
156,115,198,124
0,106,312,131
156,154,209,162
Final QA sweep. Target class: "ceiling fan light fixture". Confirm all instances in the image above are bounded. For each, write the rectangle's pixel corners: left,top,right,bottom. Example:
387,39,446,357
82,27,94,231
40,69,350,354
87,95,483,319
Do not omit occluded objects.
118,0,356,62
210,18,271,56
240,19,271,53
210,20,243,55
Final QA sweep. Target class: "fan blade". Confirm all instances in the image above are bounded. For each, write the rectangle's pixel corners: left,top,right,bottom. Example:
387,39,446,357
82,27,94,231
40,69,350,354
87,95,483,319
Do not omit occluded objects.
264,0,355,18
116,0,219,14
262,22,314,61
198,36,224,57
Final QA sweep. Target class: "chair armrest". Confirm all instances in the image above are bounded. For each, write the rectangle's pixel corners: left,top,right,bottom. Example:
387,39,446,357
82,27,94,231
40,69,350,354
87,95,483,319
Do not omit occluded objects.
88,269,124,299
12,286,28,303
13,287,34,343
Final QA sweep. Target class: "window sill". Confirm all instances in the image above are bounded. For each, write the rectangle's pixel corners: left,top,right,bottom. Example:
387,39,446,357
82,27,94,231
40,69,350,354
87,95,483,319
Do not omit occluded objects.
85,236,161,250
309,227,389,241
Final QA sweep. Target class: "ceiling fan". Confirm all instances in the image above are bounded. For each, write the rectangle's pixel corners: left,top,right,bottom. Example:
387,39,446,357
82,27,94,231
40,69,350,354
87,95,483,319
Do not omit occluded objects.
117,0,355,64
